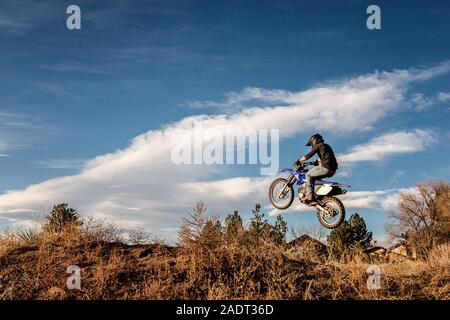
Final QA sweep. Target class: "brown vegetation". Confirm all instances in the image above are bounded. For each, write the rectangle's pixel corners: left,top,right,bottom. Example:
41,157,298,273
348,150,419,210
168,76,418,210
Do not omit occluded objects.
0,199,448,300
386,180,450,259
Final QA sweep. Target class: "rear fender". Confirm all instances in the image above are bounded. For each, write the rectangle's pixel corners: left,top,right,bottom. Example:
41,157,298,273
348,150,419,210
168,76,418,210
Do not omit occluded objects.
316,184,333,196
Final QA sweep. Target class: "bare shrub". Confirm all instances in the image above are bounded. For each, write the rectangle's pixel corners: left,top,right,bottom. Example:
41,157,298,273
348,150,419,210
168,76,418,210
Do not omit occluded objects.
1,201,449,300
387,180,450,258
43,203,81,234
128,227,151,245
81,217,121,243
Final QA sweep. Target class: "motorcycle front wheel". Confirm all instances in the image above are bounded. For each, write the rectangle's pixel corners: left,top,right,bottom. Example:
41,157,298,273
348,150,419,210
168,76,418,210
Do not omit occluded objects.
268,177,294,210
316,196,345,229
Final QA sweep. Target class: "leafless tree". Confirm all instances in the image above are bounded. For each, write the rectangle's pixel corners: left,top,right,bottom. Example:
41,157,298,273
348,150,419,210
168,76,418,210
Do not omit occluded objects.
386,180,450,258
291,225,328,243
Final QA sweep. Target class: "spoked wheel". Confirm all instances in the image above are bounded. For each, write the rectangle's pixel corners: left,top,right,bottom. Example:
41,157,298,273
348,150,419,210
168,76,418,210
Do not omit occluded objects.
316,196,345,229
268,178,294,210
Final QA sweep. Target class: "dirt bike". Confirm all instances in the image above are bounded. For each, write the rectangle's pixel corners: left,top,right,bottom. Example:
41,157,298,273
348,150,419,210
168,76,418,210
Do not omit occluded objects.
268,161,350,229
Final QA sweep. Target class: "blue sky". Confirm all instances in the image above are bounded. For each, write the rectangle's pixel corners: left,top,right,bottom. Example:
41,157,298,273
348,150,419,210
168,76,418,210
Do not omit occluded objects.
0,0,450,244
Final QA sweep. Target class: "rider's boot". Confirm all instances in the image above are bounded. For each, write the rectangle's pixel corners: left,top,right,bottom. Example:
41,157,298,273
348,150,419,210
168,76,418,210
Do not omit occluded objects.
304,193,314,201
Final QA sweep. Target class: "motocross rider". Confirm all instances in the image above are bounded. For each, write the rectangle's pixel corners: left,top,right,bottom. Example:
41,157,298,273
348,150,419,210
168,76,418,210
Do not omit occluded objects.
295,133,338,201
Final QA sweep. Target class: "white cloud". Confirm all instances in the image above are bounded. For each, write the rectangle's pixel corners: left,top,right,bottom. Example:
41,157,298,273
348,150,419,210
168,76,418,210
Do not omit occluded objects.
380,187,419,212
0,112,51,155
9,219,42,231
187,87,292,110
181,177,271,202
35,159,86,169
389,170,406,183
270,187,421,219
338,129,437,164
40,62,112,75
410,93,434,110
406,91,450,110
342,190,395,210
0,63,449,242
0,0,57,34
268,189,399,217
437,91,450,102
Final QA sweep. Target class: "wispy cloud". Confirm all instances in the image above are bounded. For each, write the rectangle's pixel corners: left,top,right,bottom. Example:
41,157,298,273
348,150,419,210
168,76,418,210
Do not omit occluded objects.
39,62,112,75
338,129,438,164
0,0,57,34
278,186,423,222
188,61,450,115
409,93,435,110
408,91,450,110
268,189,401,216
35,159,86,170
379,187,419,212
0,12,33,33
106,44,225,71
437,91,450,102
389,170,406,183
186,87,292,111
0,112,51,155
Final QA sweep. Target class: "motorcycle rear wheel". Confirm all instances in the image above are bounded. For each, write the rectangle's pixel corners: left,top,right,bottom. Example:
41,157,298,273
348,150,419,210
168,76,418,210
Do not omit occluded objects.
316,196,345,229
268,177,294,210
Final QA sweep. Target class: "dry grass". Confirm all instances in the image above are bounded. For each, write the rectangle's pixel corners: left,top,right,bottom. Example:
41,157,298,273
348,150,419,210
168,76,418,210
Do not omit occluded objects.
0,219,449,300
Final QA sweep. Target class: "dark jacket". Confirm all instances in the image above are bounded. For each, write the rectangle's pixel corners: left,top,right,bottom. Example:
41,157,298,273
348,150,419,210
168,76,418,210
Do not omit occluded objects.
303,142,338,172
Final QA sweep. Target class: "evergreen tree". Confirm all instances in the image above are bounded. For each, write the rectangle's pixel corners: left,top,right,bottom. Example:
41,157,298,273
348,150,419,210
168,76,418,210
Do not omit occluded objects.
327,220,354,255
43,203,81,234
201,219,223,248
224,210,244,241
247,204,288,245
247,204,271,244
349,213,373,250
178,201,207,246
327,213,373,255
271,214,288,244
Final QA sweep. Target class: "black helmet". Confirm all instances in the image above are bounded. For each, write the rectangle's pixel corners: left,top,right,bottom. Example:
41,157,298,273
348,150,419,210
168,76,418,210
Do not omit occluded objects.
306,133,324,147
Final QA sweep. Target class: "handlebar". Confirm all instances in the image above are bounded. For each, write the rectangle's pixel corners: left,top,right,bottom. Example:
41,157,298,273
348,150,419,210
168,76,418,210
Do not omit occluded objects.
292,160,316,168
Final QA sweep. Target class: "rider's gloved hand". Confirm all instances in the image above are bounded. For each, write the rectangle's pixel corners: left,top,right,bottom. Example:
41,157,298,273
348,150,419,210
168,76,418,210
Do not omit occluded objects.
295,159,302,166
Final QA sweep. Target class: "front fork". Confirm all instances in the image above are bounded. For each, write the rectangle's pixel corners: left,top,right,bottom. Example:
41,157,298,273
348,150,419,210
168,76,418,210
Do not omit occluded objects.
276,165,300,199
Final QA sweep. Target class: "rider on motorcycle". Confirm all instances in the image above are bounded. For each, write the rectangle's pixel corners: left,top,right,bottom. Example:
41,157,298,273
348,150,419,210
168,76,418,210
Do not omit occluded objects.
295,133,338,201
